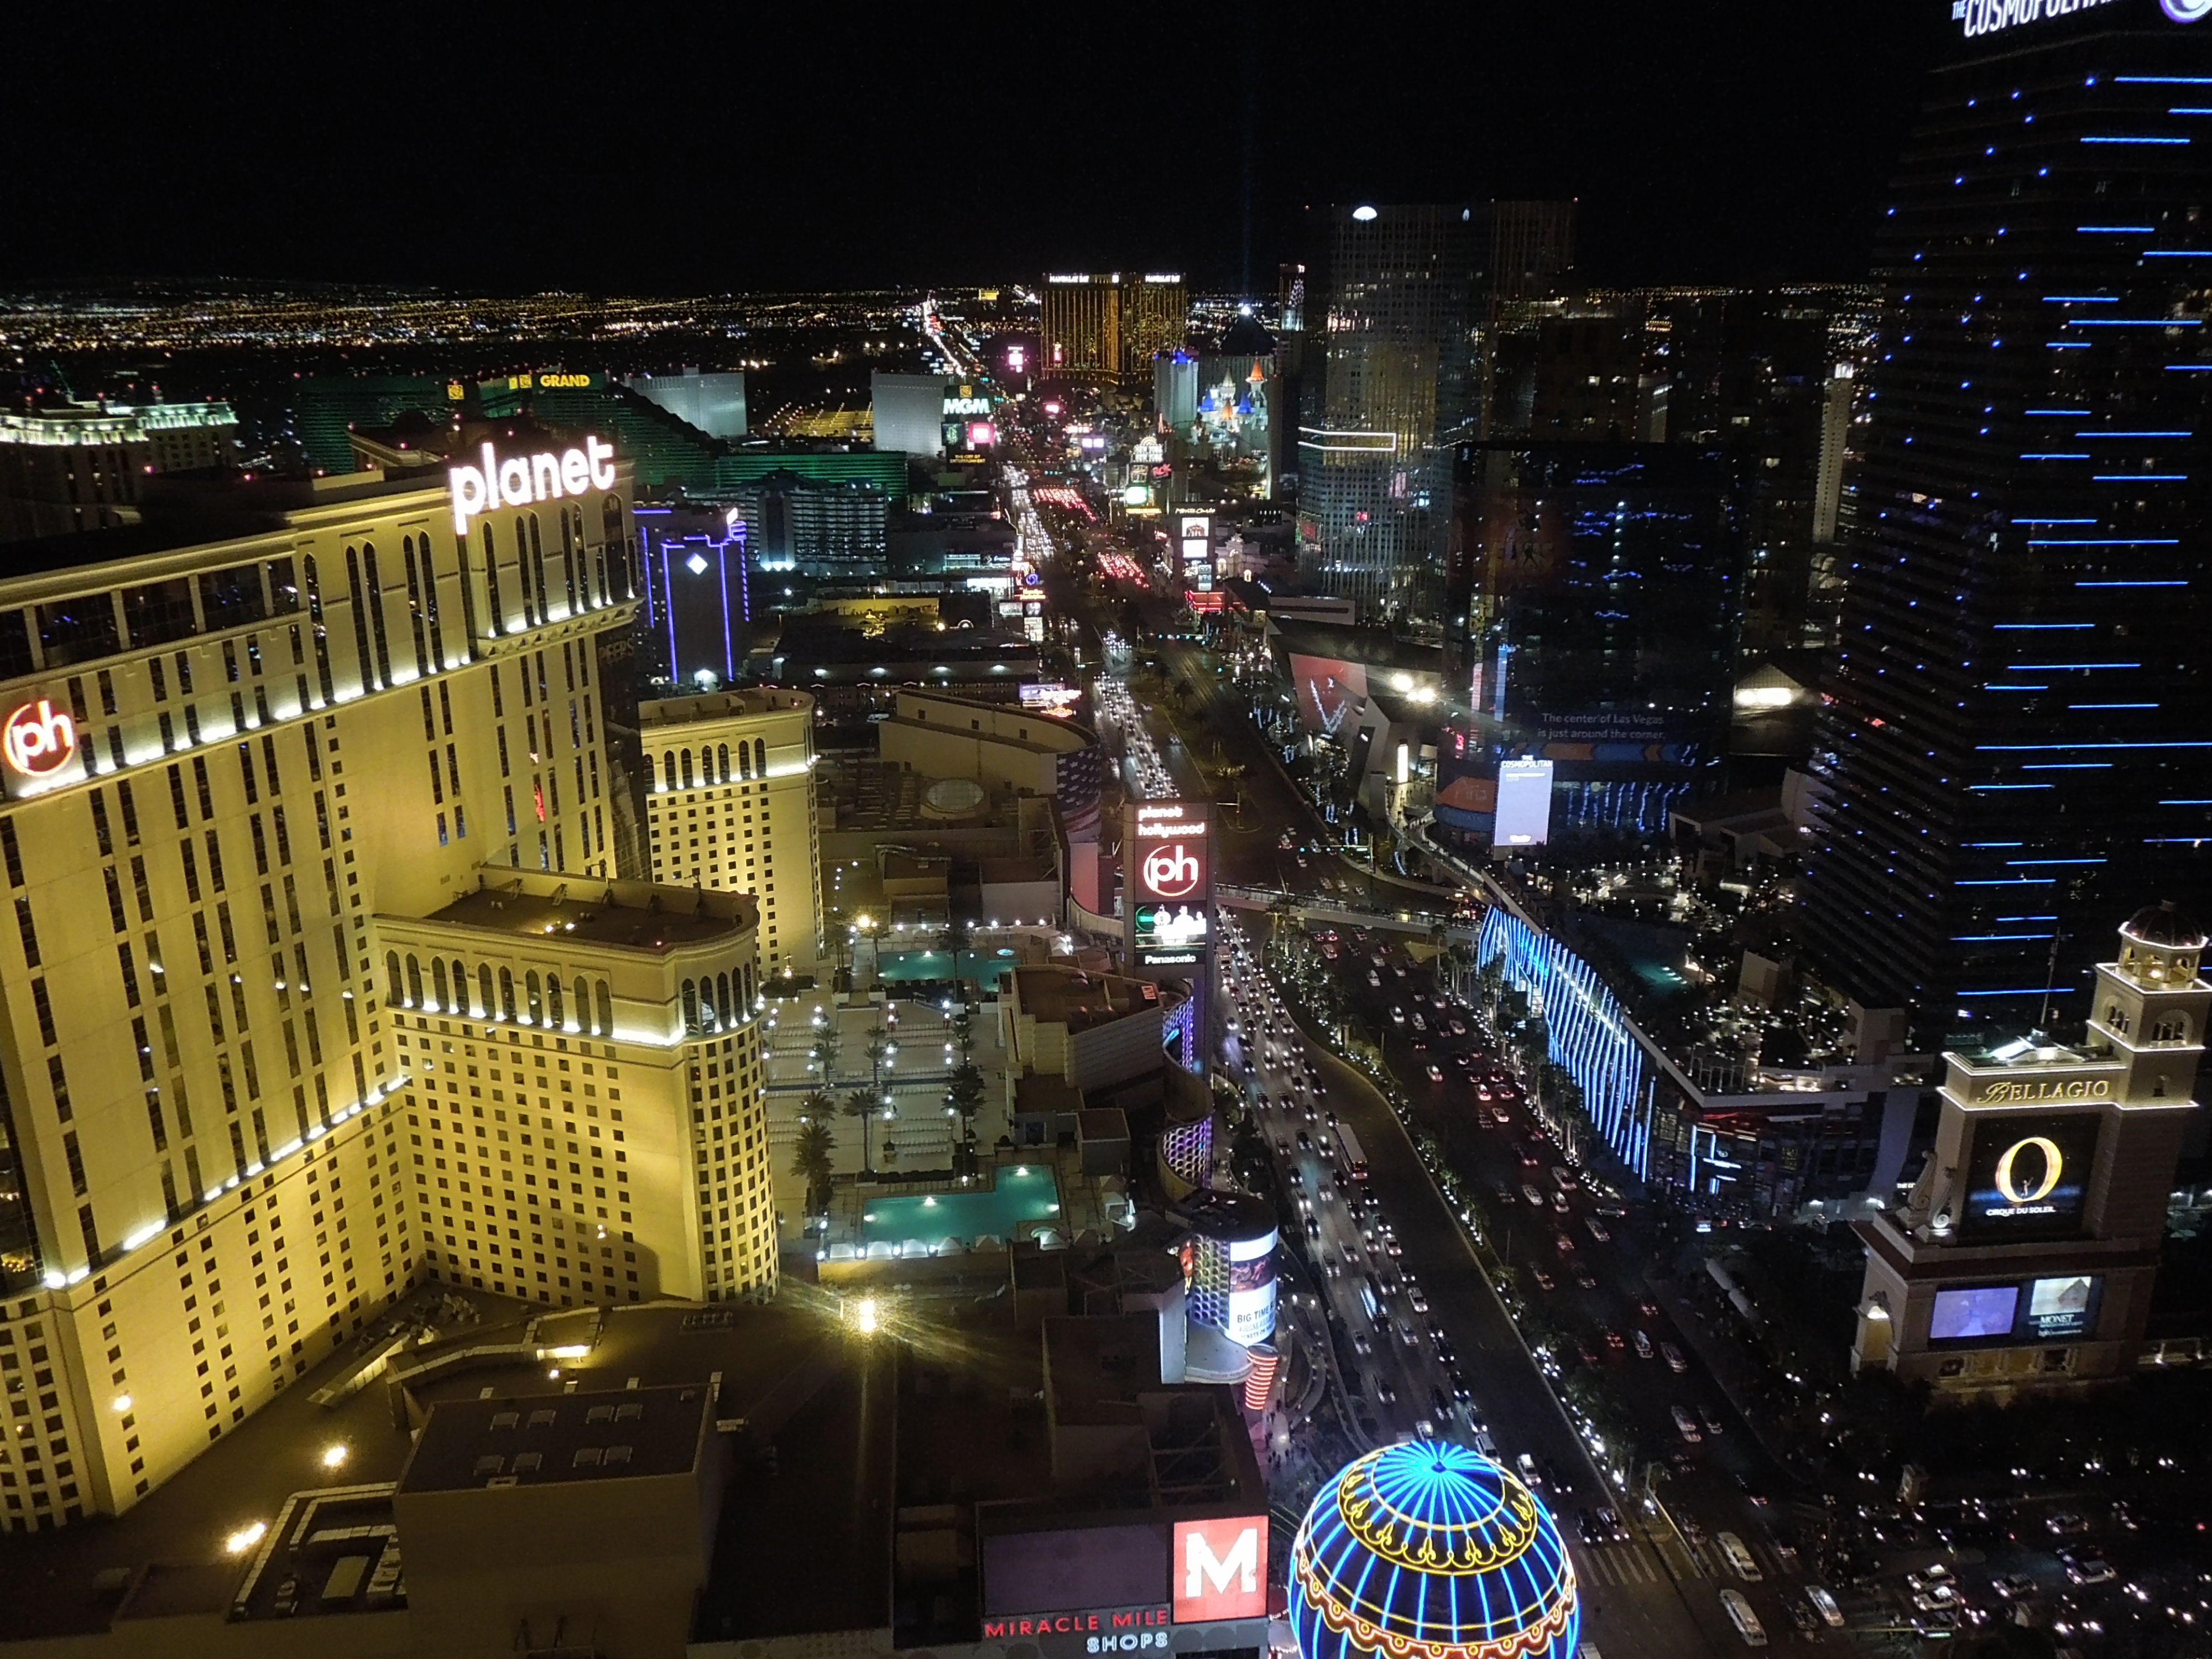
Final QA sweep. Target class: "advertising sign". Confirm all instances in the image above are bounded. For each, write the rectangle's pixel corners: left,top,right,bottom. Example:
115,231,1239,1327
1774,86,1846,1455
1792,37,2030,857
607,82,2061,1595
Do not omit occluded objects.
1172,1517,1268,1623
1929,1285,2019,1342
1225,1233,1278,1347
1927,1275,2103,1344
1960,1112,2101,1240
3,700,79,780
1288,655,1367,735
449,436,617,534
1129,801,1210,967
1493,758,1555,847
2025,1274,2100,1339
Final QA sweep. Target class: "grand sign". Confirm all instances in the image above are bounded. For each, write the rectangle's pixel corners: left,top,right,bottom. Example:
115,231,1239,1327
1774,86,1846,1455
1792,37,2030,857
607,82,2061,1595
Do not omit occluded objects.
3,700,79,779
448,436,618,535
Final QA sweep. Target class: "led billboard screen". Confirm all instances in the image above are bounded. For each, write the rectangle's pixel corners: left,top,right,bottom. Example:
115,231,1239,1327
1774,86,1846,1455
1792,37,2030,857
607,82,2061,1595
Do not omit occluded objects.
1929,1284,2019,1342
1128,801,1210,967
1494,758,1555,847
2025,1274,2100,1339
1960,1112,2101,1241
1926,1275,2103,1344
1288,655,1366,735
1225,1234,1278,1347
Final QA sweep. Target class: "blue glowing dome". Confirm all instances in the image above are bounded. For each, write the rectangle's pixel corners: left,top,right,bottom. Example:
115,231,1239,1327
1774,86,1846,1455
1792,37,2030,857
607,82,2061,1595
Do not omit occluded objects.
1290,1441,1579,1659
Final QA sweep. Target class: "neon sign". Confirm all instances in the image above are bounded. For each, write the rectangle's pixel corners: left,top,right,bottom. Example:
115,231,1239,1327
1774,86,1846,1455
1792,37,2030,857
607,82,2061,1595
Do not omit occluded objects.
448,437,617,535
1992,1135,2065,1206
1175,1519,1267,1622
1952,0,2121,36
3,700,78,779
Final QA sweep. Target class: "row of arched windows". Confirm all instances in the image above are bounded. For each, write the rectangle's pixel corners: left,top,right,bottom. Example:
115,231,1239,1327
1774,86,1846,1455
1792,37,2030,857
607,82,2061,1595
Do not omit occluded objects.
661,738,769,792
386,950,616,1036
681,966,757,1035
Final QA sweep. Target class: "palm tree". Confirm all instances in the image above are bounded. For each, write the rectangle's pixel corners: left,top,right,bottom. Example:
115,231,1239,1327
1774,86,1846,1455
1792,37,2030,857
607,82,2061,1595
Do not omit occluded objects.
864,1024,893,1087
791,1120,836,1215
842,1087,880,1174
810,1025,841,1083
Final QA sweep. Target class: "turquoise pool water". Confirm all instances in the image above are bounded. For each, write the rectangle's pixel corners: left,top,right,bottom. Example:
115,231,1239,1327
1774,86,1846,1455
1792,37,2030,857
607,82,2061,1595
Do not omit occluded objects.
876,947,1018,989
857,1164,1062,1248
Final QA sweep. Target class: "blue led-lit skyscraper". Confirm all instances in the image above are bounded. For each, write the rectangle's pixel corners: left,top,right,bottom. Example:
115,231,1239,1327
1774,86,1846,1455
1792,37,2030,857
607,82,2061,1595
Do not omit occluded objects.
1799,2,2212,1046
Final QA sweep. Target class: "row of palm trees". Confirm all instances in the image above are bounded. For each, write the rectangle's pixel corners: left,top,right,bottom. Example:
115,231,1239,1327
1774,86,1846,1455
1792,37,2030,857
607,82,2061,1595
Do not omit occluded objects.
789,1005,993,1216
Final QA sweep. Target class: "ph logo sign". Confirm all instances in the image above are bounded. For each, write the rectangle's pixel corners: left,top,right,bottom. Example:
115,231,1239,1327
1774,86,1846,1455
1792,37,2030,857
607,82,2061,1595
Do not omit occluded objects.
1173,1517,1266,1623
3,700,77,779
1143,842,1203,899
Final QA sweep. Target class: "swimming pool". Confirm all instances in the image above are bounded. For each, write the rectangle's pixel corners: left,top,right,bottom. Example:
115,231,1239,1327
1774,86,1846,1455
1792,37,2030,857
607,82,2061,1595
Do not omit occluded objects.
855,1163,1063,1251
876,947,1019,989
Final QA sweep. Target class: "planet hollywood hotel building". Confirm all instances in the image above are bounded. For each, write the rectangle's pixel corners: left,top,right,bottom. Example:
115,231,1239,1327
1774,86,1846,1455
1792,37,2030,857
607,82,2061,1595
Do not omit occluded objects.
0,432,775,1528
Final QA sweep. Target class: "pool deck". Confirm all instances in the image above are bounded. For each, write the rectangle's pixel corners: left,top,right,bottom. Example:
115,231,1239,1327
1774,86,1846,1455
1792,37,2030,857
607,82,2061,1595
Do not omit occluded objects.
817,1147,1124,1261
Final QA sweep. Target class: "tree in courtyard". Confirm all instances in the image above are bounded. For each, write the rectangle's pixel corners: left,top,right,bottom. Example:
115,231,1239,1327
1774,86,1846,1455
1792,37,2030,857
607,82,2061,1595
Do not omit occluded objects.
791,1120,836,1215
842,1087,881,1174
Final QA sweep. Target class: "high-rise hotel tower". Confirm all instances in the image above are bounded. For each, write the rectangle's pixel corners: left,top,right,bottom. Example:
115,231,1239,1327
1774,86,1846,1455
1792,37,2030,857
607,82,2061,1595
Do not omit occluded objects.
0,432,776,1529
1799,0,2212,1045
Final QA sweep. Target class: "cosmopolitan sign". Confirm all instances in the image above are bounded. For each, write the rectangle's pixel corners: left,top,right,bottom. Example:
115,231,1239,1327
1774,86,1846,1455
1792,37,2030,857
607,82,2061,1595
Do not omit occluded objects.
1952,0,2122,34
448,437,618,535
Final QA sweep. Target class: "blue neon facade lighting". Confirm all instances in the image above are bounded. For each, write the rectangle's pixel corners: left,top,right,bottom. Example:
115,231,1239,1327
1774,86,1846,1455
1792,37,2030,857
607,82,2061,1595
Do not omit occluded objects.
1290,1441,1581,1659
1792,23,2212,1044
1478,907,1652,1179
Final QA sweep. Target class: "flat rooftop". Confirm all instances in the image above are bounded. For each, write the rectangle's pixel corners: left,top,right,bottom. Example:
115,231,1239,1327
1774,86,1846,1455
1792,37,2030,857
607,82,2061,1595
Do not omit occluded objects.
639,687,813,727
0,1282,528,1644
1011,966,1160,1034
0,470,447,581
397,1384,706,1493
420,870,755,949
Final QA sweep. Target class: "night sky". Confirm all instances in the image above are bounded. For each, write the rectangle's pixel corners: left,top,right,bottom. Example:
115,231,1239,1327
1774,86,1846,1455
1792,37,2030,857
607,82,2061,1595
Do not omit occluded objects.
4,2,1953,295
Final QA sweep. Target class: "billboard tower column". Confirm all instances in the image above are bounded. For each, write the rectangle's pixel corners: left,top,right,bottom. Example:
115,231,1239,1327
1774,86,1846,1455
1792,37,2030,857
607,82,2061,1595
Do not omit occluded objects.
1124,799,1214,1074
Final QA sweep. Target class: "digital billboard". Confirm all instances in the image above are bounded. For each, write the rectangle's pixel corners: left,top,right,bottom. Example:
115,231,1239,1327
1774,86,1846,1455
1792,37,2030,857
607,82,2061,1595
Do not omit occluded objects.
1287,655,1366,735
1926,1275,2104,1344
1225,1233,1278,1347
1929,1284,2018,1342
1494,758,1555,847
1128,801,1210,967
2025,1274,2101,1339
1959,1112,2101,1240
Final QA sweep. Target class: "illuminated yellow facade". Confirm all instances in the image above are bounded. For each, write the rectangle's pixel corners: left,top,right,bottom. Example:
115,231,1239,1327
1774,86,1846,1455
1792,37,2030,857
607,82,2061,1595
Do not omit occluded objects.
0,451,773,1530
639,688,822,983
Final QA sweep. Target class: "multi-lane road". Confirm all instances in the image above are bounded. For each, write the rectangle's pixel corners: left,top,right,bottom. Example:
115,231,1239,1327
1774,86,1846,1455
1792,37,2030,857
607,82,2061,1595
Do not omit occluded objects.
1215,915,1791,1659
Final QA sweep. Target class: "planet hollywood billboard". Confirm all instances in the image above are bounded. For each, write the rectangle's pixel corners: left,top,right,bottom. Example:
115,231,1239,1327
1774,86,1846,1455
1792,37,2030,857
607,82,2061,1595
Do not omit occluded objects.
1127,800,1211,968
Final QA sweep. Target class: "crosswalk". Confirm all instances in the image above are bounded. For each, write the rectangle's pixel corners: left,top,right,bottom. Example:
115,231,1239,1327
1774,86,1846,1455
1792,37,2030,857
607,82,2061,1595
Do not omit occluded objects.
1572,1542,1666,1587
1577,1530,1799,1589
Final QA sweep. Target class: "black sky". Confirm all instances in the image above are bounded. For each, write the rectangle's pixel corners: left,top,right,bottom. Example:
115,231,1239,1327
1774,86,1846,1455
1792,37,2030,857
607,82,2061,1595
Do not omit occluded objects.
3,1,1953,295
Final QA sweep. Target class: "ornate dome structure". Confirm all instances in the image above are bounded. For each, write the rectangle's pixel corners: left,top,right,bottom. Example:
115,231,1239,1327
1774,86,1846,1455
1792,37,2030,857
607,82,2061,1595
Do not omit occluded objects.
1290,1441,1579,1659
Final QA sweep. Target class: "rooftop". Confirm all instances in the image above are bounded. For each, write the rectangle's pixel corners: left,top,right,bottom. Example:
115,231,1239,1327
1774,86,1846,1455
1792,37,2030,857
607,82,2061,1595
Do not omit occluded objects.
638,686,814,728
418,869,757,950
397,1384,707,1494
1011,965,1162,1034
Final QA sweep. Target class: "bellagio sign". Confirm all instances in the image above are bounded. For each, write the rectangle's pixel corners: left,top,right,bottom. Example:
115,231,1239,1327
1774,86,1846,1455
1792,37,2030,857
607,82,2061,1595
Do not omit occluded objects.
449,437,618,534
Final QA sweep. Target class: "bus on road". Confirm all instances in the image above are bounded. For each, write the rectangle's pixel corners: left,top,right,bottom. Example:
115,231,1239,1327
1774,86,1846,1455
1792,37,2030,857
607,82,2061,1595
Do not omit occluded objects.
1338,1124,1369,1182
